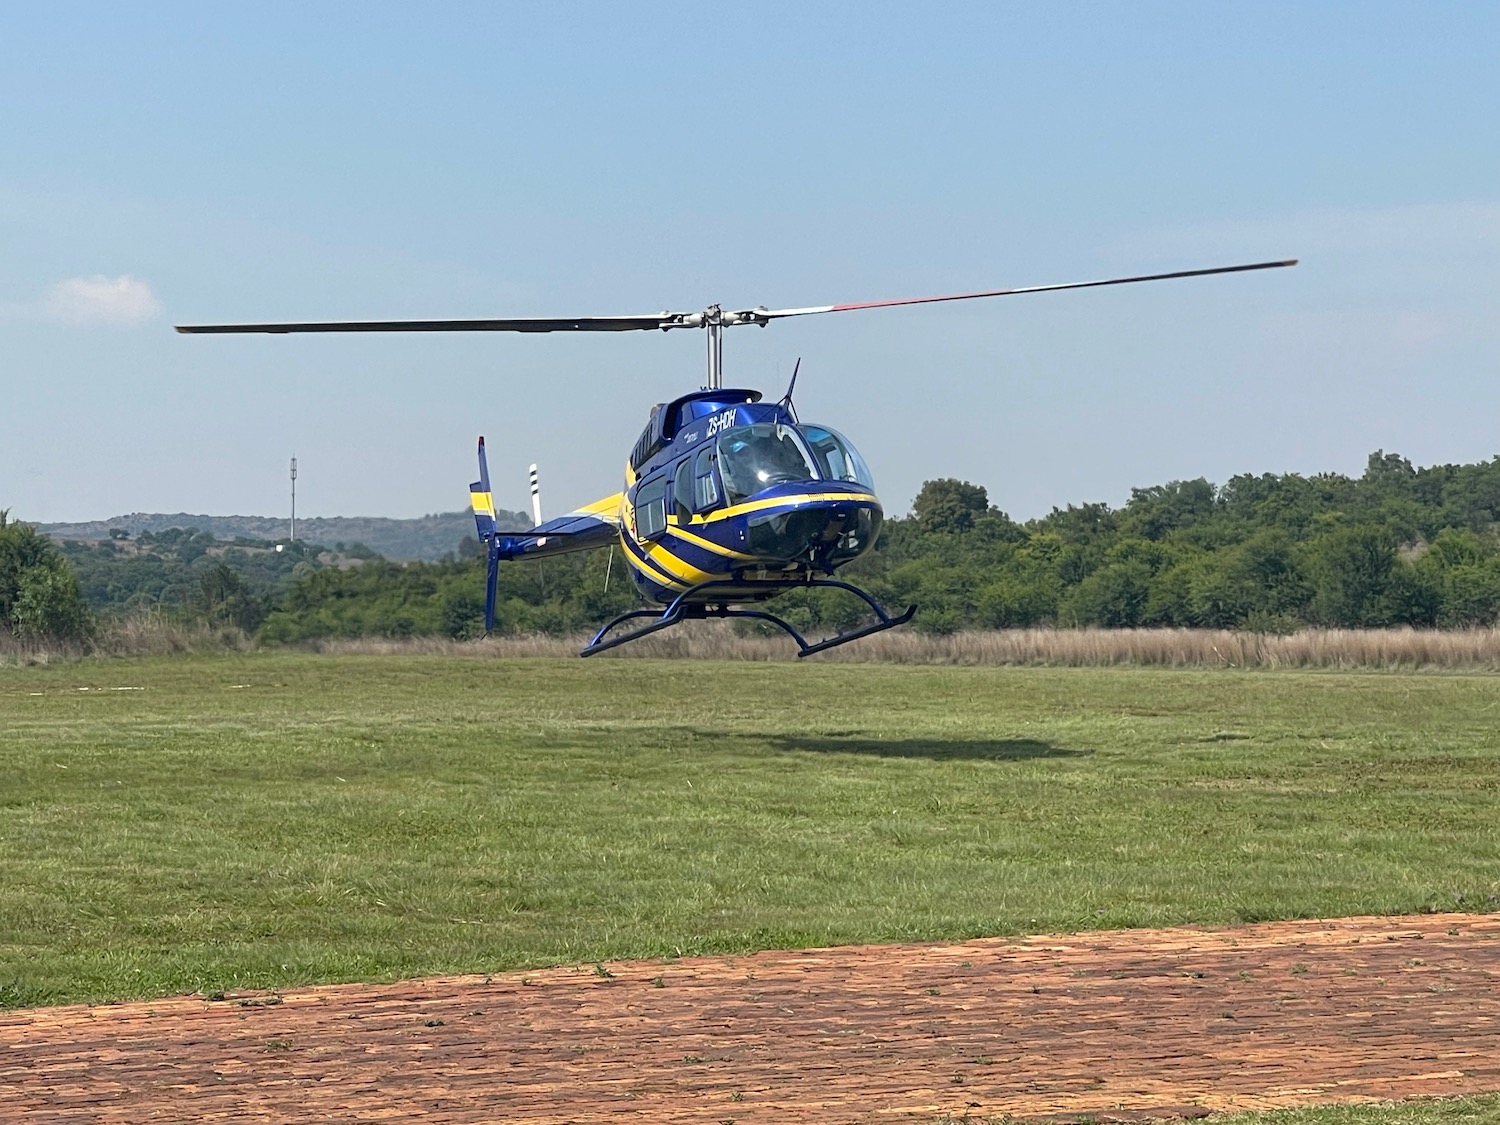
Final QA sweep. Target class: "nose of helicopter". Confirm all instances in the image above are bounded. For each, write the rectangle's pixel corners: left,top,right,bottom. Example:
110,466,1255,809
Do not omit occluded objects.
743,481,884,567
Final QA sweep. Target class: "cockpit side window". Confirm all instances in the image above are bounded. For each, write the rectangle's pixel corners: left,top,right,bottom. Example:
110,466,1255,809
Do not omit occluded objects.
799,425,875,489
692,446,720,511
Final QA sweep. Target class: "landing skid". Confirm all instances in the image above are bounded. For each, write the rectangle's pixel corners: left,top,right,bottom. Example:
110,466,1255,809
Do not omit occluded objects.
580,578,917,659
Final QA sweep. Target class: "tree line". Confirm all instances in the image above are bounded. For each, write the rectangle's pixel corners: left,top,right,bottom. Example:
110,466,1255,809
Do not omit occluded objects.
0,521,367,645
231,449,1500,641
863,451,1500,634
11,449,1500,647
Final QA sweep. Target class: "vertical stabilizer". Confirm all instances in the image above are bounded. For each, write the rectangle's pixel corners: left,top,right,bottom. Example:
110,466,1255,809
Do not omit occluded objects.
470,437,501,634
470,437,498,541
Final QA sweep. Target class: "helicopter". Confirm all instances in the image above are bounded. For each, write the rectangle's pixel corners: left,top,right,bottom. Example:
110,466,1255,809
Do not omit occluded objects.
177,258,1296,656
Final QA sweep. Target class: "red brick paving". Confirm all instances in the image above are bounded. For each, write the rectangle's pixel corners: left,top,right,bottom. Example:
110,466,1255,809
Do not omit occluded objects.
3,914,1498,1123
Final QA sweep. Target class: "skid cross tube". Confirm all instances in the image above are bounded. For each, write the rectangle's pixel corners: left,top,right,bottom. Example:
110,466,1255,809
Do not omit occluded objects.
579,577,917,658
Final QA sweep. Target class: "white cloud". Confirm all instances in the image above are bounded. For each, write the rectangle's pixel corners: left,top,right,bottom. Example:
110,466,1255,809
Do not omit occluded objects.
40,274,162,326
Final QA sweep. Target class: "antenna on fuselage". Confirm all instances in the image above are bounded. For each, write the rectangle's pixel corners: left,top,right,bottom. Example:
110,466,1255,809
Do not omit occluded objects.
779,358,802,422
529,464,542,528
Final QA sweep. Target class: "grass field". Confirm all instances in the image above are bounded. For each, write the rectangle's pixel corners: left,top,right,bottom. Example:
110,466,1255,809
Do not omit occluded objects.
2,653,1498,1009
1199,1097,1500,1125
944,1100,1500,1125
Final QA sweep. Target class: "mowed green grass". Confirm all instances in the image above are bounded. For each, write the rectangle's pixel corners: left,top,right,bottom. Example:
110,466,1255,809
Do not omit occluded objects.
2,654,1497,1008
1200,1096,1500,1125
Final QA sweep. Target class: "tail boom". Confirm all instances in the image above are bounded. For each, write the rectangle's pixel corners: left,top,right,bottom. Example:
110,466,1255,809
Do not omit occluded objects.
468,436,622,635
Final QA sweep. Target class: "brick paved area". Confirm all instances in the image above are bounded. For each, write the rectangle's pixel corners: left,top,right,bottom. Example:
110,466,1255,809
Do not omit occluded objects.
4,914,1497,1123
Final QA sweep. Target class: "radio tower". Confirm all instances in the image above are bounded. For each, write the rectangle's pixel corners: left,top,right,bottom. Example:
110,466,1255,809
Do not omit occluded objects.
290,456,298,542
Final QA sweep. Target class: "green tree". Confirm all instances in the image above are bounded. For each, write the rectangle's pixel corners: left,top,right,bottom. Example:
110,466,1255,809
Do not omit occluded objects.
1382,560,1442,627
913,479,989,535
0,511,94,643
1362,450,1416,492
976,569,1058,627
196,563,270,632
1120,478,1217,541
1062,560,1152,627
1305,525,1396,627
1436,563,1500,626
11,565,94,642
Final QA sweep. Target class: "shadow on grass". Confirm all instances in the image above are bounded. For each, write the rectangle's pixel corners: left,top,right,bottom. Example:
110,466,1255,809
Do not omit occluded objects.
766,735,1091,762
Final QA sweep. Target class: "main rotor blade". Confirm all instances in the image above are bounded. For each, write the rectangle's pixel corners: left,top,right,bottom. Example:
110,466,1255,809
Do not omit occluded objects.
175,313,685,335
745,259,1298,323
176,259,1297,335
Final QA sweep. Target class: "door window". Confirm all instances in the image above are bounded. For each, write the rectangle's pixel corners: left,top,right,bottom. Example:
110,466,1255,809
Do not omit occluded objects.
672,458,694,521
692,446,720,511
635,475,667,539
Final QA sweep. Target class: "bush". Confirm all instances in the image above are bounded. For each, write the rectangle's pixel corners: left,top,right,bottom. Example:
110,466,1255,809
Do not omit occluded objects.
11,562,94,642
0,512,93,644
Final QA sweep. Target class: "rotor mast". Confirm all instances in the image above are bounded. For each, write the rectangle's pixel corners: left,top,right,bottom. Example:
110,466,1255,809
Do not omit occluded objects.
704,306,725,389
695,303,772,389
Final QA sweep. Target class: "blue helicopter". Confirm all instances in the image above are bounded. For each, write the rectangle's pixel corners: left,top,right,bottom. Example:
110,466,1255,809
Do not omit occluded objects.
178,259,1294,656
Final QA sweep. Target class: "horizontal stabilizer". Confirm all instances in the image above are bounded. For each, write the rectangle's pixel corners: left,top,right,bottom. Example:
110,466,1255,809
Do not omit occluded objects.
493,507,621,561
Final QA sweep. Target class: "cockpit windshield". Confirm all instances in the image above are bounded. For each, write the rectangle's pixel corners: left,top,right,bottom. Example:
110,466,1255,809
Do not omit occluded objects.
713,422,876,504
716,424,818,504
798,425,875,489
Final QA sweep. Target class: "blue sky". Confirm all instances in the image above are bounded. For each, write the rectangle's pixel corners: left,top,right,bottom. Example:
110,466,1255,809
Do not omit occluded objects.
2,2,1496,523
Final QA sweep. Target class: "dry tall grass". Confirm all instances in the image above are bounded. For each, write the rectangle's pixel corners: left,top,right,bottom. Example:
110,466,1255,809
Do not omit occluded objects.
0,611,250,667
11,611,1500,670
0,636,88,667
315,623,1500,671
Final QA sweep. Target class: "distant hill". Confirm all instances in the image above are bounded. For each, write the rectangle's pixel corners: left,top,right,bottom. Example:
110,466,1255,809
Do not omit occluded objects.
40,509,530,562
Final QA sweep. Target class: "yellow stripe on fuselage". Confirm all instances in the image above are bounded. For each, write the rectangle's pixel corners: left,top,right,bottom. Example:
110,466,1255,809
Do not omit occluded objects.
644,541,718,585
622,534,691,589
665,520,758,562
700,491,880,524
618,486,879,589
